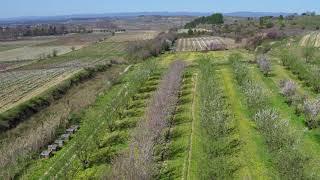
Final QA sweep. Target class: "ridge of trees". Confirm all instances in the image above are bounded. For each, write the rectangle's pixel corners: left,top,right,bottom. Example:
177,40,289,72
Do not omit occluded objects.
184,13,224,29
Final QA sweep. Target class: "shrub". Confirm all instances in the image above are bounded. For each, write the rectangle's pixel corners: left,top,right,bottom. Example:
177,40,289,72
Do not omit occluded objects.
302,45,316,63
279,79,296,104
303,98,320,129
266,30,280,39
266,22,274,28
246,34,264,50
257,55,271,76
52,49,58,57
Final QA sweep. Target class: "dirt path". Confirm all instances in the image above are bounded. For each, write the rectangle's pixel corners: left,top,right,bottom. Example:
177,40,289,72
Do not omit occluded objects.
183,73,197,180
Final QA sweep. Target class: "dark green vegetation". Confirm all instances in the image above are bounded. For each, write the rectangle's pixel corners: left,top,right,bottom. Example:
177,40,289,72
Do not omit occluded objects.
184,13,224,29
127,31,178,61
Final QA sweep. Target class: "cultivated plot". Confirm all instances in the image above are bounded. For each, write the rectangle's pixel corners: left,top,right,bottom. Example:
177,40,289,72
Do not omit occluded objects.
175,36,236,52
105,30,159,42
0,67,80,113
300,31,320,47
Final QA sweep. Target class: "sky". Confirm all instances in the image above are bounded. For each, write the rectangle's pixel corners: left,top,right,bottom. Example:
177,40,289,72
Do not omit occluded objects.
1,0,320,18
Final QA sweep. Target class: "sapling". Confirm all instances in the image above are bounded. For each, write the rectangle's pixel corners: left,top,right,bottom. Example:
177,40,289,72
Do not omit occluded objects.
303,98,320,129
257,55,271,76
279,79,296,104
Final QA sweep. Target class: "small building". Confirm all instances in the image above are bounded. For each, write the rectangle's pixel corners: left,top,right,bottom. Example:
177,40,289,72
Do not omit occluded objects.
48,144,58,152
40,150,52,159
54,139,64,148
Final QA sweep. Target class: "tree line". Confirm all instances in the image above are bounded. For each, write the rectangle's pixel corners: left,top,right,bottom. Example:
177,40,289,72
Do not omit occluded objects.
184,13,224,29
0,24,89,40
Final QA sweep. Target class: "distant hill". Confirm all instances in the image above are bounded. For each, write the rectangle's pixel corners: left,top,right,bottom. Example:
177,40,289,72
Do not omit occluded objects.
0,11,295,25
0,12,210,25
224,11,294,17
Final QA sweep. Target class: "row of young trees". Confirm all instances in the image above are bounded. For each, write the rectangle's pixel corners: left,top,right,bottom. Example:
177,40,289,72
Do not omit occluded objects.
229,53,308,179
75,60,159,170
110,61,186,179
279,48,320,92
279,79,320,129
197,59,240,178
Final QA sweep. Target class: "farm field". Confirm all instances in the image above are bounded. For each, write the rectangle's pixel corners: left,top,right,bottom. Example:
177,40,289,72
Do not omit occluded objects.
105,30,159,42
2,39,319,179
0,33,110,62
0,34,129,132
3,8,320,180
175,36,237,52
0,67,81,113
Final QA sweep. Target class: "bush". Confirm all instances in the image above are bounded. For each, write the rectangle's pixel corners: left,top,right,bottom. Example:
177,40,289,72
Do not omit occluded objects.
52,49,58,57
266,30,283,40
303,98,320,129
279,79,296,104
266,22,274,28
257,55,271,76
302,45,316,63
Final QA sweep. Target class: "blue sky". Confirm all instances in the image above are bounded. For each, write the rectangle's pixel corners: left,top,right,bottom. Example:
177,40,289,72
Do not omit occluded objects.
1,0,320,18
